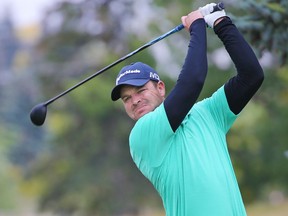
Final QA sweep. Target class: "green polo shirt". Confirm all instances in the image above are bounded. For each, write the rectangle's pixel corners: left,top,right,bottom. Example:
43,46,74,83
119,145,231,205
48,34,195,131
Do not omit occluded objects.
129,86,246,216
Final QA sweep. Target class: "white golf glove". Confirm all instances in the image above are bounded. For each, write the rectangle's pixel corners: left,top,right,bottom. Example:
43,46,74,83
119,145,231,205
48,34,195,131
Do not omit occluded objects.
199,3,226,28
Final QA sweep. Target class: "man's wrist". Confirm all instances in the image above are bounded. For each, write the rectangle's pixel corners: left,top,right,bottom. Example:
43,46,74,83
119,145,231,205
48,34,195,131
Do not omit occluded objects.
214,17,225,27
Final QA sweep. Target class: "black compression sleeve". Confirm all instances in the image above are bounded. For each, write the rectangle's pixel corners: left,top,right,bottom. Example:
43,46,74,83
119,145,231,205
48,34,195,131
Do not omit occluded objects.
214,18,264,115
164,19,207,132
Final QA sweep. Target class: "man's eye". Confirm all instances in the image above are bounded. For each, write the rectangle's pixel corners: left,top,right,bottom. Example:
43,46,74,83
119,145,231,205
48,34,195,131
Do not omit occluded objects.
138,88,146,93
122,97,130,102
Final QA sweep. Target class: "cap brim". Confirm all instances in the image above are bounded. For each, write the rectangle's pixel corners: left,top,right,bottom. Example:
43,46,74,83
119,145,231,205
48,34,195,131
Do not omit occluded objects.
111,79,149,101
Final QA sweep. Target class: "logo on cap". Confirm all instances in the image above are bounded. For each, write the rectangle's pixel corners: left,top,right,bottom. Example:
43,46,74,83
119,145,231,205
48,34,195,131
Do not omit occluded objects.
116,69,141,85
150,72,159,81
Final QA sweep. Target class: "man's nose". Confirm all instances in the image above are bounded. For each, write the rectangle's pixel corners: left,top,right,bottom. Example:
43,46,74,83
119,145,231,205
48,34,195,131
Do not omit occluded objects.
131,93,141,105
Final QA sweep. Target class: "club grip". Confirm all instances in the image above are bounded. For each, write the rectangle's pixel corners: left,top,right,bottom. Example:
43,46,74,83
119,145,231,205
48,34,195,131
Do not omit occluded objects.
212,2,225,13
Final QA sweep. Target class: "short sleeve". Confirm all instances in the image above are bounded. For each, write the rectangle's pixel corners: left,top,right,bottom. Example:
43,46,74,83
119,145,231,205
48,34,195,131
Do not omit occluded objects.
200,86,238,133
129,103,174,169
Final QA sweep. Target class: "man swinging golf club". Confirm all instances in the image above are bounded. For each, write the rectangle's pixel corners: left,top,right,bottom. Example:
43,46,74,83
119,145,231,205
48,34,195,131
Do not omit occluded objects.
111,2,264,216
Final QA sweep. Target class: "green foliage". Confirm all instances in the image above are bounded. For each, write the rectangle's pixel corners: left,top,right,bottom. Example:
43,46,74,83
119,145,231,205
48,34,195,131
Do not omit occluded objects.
0,69,48,213
0,128,18,210
232,0,288,64
26,0,166,215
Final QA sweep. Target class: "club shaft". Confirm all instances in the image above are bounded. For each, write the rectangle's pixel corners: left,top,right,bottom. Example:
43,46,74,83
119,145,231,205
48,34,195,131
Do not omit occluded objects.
44,25,184,106
44,2,224,106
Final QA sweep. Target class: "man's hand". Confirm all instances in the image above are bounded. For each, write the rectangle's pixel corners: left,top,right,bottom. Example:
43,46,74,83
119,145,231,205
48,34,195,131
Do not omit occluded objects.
199,3,226,28
181,10,203,31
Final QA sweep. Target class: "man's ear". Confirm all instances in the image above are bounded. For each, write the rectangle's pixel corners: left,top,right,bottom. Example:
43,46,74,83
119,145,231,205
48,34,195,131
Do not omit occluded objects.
157,81,166,97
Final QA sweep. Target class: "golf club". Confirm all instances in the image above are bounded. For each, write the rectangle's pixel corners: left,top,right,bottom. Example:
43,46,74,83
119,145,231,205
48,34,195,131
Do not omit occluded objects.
30,2,225,126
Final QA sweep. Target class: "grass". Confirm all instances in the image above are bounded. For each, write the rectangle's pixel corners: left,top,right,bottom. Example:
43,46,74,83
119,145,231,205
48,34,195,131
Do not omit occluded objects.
138,199,288,216
246,199,288,216
1,199,287,216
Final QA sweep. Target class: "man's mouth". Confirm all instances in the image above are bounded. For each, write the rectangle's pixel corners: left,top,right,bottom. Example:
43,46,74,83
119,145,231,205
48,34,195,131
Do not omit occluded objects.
134,104,148,116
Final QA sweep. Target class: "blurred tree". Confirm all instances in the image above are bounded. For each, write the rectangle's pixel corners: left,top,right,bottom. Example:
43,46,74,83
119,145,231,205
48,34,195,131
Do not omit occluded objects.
28,0,174,215
0,8,49,213
231,0,288,65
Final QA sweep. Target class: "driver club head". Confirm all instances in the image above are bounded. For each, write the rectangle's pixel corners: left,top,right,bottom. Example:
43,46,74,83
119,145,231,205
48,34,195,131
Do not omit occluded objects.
30,103,47,126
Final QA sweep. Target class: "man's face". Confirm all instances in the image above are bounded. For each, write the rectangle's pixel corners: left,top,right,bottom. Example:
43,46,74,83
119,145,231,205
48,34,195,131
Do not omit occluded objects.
120,81,166,121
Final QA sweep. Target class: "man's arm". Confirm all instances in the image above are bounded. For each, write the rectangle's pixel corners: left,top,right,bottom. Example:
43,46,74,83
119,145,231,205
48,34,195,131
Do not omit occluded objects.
164,11,208,132
214,17,264,114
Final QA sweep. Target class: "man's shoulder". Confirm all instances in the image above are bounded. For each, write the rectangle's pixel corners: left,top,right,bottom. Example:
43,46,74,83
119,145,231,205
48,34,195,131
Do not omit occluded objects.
132,103,166,129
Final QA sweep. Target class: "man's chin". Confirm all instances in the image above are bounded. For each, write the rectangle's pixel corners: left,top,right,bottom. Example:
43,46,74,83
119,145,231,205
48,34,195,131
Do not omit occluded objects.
135,110,150,121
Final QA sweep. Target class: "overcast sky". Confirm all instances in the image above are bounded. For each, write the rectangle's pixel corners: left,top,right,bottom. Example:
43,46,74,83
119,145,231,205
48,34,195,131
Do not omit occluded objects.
0,0,79,27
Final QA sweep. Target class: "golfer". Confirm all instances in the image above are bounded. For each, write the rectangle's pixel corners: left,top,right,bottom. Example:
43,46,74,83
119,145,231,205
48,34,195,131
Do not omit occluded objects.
111,3,264,216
